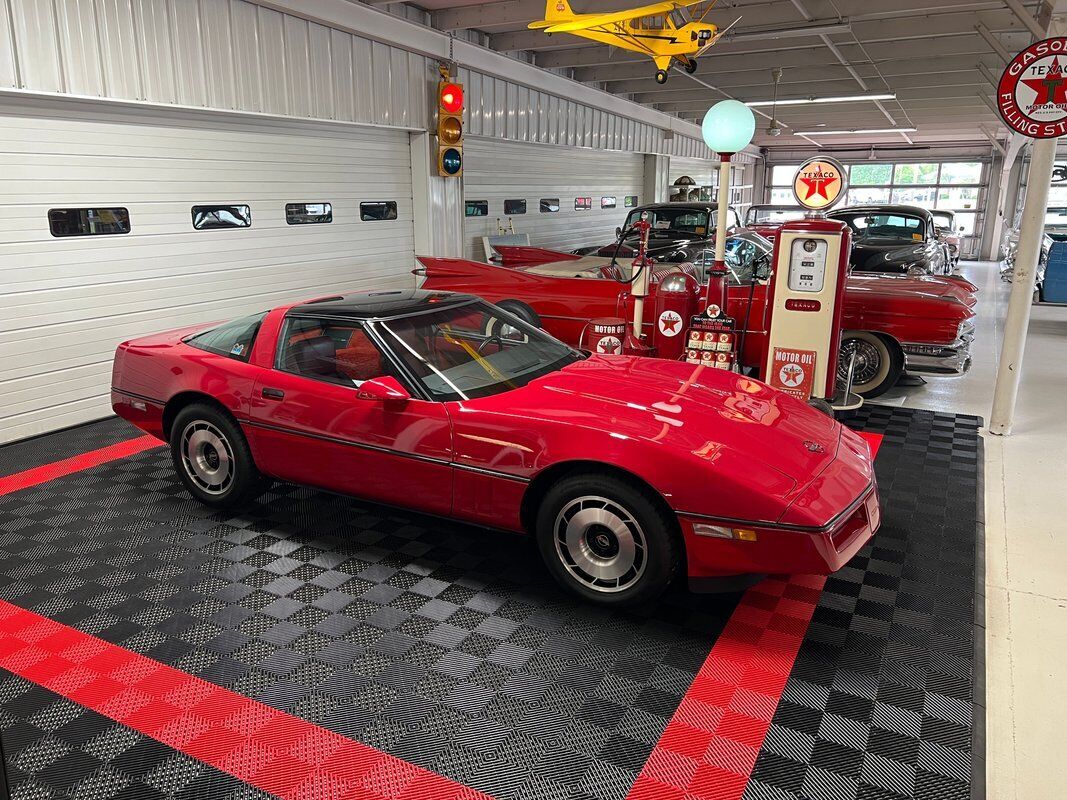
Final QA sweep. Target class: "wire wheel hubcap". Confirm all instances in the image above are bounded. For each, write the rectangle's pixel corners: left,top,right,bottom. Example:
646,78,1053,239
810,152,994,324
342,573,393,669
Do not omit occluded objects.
181,421,234,496
839,338,883,387
554,495,646,593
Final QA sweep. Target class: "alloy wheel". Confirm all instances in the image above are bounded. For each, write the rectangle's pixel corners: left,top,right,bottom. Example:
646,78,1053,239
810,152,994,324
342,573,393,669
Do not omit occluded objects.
553,495,647,593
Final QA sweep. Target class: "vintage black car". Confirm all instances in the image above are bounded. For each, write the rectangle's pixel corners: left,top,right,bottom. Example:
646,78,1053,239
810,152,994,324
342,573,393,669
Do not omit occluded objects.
826,205,948,276
573,202,741,262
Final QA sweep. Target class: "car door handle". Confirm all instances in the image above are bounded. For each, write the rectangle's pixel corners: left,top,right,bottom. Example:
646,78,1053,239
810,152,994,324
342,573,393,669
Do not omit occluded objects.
261,388,285,400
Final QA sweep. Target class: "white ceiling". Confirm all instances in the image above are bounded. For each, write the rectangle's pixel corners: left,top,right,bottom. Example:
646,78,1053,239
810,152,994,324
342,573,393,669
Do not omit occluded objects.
379,0,1046,151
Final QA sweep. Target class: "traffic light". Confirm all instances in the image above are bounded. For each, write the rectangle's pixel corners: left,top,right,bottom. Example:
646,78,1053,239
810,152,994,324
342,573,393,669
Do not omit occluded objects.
437,80,463,177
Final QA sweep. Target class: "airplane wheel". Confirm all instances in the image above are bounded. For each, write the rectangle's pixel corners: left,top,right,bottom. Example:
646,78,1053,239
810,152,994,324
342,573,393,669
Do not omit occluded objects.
683,59,697,74
655,69,669,84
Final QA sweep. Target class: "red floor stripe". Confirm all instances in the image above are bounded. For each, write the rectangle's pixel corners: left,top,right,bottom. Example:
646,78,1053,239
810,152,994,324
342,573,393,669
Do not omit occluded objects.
0,435,163,496
627,431,884,800
0,600,489,800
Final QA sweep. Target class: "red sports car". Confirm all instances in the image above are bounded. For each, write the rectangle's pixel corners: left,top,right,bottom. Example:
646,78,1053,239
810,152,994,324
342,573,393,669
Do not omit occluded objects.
112,290,880,606
419,234,977,398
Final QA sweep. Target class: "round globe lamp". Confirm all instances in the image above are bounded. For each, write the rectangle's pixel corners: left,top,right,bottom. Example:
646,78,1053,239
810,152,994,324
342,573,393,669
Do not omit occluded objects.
700,100,756,321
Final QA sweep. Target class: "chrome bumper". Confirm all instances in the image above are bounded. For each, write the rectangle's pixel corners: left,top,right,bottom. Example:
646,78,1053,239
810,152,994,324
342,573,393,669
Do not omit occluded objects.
902,321,974,376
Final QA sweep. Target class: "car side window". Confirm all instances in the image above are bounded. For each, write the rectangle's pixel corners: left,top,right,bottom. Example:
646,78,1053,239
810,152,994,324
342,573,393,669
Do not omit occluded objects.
277,317,393,387
185,312,266,362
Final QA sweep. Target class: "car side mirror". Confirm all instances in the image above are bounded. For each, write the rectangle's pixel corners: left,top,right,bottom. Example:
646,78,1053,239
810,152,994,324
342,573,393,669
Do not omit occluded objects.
357,376,410,403
615,227,623,238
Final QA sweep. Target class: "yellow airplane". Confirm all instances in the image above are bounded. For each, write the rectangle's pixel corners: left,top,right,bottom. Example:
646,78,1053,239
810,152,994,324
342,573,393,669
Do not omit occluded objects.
530,0,725,84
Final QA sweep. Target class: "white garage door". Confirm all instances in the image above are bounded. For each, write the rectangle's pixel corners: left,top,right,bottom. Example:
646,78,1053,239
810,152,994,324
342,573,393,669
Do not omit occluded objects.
0,102,415,444
462,139,644,260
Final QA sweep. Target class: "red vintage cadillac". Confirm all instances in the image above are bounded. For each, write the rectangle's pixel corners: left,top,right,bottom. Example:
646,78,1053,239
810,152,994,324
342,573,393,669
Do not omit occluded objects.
112,290,879,607
419,230,977,398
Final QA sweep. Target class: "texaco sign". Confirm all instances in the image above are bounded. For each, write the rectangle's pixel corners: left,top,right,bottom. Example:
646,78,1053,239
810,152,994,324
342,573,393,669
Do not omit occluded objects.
792,157,847,211
998,37,1067,139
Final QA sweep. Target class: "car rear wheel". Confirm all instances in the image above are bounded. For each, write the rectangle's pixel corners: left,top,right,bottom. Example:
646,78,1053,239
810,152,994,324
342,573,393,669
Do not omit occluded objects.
837,331,903,398
495,299,541,328
171,403,270,508
535,473,679,606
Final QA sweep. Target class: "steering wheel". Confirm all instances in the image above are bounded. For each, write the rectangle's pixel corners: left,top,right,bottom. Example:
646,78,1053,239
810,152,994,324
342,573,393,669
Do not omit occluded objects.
478,335,503,355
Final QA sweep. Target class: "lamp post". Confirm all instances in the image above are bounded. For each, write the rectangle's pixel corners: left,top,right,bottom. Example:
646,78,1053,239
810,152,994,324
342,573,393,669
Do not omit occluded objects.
700,100,756,316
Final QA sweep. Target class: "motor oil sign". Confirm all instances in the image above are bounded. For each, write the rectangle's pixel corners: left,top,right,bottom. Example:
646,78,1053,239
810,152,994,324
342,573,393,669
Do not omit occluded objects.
770,347,817,400
998,37,1067,139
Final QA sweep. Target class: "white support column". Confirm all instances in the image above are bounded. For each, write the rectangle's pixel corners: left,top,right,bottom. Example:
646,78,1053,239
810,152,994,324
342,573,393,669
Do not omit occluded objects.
410,131,464,268
643,154,670,204
989,136,1057,435
987,134,1028,260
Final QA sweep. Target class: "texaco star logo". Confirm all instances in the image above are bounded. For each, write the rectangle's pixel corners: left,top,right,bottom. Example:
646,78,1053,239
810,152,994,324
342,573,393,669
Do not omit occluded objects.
793,158,846,210
778,362,805,388
999,38,1067,139
658,310,682,337
597,335,622,354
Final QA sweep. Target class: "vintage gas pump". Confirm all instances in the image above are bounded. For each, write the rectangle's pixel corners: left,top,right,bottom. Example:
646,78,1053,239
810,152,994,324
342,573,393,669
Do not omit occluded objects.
763,157,861,410
623,215,655,356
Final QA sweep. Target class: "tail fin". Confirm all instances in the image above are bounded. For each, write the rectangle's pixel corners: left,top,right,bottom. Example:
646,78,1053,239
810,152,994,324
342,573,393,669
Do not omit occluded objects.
545,0,573,20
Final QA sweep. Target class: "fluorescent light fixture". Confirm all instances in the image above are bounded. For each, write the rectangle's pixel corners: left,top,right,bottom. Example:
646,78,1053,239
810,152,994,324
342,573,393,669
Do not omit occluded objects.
746,93,896,107
792,127,918,136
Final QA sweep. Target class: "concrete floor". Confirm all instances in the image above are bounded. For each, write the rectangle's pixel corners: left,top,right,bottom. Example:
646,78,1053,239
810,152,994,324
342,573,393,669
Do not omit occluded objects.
883,260,1066,799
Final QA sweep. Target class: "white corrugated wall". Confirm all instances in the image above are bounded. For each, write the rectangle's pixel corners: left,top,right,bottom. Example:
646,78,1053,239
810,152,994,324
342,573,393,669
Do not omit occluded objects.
461,139,645,260
0,101,415,444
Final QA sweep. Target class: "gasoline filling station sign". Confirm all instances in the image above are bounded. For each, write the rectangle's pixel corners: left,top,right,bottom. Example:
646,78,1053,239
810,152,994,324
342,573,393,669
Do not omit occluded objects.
998,37,1067,139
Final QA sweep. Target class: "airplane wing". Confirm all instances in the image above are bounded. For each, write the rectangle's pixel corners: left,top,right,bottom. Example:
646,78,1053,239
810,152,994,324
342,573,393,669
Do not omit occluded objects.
540,0,705,33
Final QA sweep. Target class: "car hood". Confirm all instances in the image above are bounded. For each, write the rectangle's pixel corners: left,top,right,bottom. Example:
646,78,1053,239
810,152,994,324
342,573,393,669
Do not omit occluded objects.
850,239,927,271
847,272,977,307
524,355,843,490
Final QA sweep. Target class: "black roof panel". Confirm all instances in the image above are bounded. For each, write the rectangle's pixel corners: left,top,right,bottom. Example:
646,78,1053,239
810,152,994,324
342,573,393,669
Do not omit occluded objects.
289,289,478,320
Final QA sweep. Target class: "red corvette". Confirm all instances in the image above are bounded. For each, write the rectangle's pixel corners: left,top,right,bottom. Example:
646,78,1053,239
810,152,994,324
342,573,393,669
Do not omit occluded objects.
419,234,977,398
112,290,879,606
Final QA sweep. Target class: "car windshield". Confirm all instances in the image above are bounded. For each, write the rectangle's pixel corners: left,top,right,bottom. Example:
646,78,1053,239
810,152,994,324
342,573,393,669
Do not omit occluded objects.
623,207,710,236
833,212,926,243
376,300,583,401
1044,207,1067,225
931,211,954,228
746,206,805,225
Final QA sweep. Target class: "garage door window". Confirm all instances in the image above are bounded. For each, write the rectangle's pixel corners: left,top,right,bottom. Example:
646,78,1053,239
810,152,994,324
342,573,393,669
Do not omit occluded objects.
286,203,332,225
465,200,489,217
360,201,398,221
540,199,560,213
192,205,251,230
575,197,592,211
504,199,526,215
601,197,616,209
624,196,638,207
185,312,266,362
48,208,130,237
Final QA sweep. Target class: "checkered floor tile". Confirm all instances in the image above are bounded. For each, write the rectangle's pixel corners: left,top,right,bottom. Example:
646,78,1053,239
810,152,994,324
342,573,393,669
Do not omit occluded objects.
0,406,981,800
744,406,982,800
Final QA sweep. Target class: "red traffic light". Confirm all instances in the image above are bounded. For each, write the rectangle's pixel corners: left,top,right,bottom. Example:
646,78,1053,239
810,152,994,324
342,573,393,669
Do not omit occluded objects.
440,83,464,114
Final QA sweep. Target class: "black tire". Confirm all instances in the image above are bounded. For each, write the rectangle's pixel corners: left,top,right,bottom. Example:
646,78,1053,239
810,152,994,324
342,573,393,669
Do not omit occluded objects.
170,403,270,508
837,331,904,399
682,57,697,74
535,472,679,607
807,397,835,417
495,299,541,328
655,69,669,84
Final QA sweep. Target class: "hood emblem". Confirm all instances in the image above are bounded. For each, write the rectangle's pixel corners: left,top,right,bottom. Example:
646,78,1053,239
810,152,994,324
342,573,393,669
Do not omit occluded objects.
803,440,825,453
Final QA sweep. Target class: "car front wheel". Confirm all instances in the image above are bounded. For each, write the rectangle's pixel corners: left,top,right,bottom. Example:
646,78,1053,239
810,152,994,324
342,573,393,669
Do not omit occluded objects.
535,473,679,606
837,331,904,398
170,403,270,508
